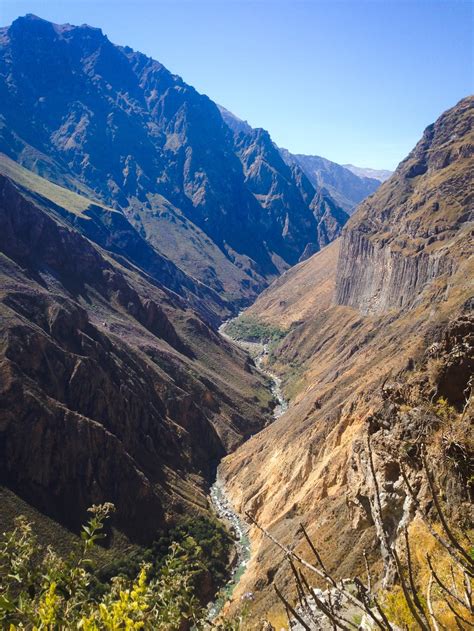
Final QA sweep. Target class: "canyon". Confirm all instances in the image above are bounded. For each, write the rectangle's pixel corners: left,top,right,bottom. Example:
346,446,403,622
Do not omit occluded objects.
0,12,472,630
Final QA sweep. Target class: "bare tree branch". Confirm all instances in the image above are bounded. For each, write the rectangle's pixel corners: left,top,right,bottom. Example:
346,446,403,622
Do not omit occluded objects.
421,449,474,573
391,547,431,631
403,527,431,626
427,555,471,611
427,573,441,631
399,461,473,576
274,584,312,631
245,511,368,615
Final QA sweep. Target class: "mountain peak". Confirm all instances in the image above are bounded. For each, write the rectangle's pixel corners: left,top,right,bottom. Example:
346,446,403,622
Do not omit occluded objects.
8,14,105,40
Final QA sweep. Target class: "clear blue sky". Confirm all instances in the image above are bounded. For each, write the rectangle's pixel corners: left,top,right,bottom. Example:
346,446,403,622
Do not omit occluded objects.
1,0,473,169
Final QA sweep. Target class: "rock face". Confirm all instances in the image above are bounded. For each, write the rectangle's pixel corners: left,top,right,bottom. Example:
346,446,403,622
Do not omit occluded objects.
218,97,473,623
336,96,473,314
0,14,351,309
224,120,349,266
0,172,273,543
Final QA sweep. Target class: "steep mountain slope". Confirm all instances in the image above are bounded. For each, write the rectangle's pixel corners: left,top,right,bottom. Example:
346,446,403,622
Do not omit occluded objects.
280,148,381,213
0,153,233,326
0,170,273,544
243,239,339,327
219,96,473,623
0,14,350,309
220,112,349,266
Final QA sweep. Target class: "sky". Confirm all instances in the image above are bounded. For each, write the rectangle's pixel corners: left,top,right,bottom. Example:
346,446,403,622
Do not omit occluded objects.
1,1,473,170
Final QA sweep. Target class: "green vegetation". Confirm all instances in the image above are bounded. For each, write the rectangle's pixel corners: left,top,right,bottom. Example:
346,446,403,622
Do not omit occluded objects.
92,515,233,602
0,504,241,630
224,316,286,345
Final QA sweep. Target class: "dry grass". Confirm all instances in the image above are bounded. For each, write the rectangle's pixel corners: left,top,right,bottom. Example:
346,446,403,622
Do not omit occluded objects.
0,153,112,217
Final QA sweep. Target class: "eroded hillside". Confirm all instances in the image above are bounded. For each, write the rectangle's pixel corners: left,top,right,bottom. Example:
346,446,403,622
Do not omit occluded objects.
0,170,274,543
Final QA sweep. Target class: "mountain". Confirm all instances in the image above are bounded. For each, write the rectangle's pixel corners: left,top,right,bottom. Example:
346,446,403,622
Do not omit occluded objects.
343,163,392,182
280,148,382,213
217,104,253,136
0,14,351,311
218,96,473,621
0,12,355,549
0,157,274,543
227,125,349,268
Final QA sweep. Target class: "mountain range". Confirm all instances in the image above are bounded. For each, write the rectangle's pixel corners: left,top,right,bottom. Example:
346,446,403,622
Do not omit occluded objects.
0,14,386,315
0,12,381,544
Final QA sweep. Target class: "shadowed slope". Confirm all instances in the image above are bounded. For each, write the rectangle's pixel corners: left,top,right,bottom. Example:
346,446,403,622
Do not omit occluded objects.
0,173,273,543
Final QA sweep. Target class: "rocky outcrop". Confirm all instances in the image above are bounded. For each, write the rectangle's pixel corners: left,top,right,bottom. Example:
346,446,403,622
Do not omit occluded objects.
336,229,455,313
228,125,348,266
310,190,349,251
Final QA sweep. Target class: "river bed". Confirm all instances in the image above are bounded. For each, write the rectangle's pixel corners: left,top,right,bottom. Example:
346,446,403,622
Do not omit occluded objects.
207,321,288,619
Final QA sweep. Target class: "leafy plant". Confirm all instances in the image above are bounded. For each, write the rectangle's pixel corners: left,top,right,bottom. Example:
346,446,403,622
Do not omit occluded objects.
0,505,235,630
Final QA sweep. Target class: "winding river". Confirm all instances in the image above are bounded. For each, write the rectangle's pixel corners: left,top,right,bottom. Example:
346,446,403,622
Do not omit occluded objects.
207,322,288,619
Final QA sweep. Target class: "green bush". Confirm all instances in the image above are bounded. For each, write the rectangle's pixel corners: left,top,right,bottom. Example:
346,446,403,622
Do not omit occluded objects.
0,505,236,630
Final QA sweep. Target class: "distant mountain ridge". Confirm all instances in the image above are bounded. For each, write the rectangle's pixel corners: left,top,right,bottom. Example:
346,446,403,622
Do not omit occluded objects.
343,163,392,182
279,148,382,213
218,105,385,215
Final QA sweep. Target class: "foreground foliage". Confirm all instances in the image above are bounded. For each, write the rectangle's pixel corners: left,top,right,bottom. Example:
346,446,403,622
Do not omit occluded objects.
0,504,241,630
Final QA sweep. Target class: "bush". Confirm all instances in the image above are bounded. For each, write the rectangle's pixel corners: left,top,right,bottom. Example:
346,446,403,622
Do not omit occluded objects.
0,505,235,630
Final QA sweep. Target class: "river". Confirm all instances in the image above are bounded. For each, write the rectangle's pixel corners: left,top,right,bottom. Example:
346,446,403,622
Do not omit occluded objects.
207,321,288,619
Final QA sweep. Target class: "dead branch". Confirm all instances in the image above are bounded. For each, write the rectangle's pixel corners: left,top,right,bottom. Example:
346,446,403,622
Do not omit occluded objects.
363,549,372,593
421,449,474,573
427,555,472,612
403,527,431,626
274,584,312,631
399,461,473,576
245,511,368,615
427,573,441,631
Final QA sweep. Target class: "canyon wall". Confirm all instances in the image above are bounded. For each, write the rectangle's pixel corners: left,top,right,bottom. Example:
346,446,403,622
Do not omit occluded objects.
336,95,473,314
219,96,473,626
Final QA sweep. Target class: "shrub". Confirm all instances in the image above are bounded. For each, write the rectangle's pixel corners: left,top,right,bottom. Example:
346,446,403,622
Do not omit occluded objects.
0,505,234,630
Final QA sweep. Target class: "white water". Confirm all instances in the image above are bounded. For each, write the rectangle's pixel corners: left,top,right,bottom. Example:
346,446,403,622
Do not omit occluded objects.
207,321,288,618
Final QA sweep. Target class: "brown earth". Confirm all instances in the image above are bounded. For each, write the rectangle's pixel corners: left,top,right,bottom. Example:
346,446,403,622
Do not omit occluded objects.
218,96,473,625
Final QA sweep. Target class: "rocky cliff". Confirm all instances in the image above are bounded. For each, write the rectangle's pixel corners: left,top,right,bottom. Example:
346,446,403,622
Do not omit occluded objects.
218,97,473,625
280,148,381,213
336,95,473,314
224,119,349,265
